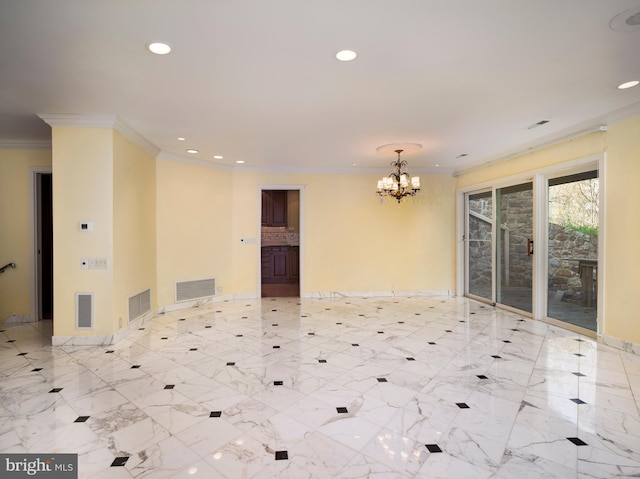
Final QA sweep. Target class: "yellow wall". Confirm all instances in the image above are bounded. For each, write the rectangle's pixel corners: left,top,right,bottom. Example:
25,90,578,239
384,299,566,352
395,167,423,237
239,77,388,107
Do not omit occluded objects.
229,171,457,296
603,116,640,343
52,128,114,336
155,159,233,305
0,148,51,320
113,132,157,330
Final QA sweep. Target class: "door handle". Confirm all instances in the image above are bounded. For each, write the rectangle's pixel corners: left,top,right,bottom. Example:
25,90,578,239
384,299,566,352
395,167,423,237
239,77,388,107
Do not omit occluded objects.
527,238,534,256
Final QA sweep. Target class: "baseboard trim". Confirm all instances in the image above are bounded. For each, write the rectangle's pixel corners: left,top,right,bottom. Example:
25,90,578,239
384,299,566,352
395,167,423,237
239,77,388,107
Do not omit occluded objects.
600,334,640,355
3,314,35,324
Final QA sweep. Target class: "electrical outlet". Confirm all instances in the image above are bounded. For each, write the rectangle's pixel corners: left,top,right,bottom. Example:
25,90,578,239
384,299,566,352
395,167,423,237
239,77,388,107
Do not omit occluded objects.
81,258,89,269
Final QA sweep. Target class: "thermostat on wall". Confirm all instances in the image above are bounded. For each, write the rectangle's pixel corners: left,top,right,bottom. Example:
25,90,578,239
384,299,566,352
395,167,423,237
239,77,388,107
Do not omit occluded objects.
79,221,94,232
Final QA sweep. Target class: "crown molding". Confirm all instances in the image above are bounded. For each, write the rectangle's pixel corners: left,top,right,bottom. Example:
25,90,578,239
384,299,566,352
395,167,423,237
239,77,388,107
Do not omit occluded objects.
37,113,117,128
113,118,161,157
0,139,52,149
156,151,234,171
37,113,161,157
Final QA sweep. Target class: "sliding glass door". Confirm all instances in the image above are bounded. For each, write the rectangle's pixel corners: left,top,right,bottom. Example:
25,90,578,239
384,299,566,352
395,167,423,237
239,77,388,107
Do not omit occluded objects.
465,182,534,315
467,191,493,301
463,162,600,336
547,171,598,331
495,182,534,313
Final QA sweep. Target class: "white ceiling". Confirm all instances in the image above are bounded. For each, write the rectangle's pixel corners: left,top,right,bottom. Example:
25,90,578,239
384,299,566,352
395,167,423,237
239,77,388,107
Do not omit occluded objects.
1,0,640,174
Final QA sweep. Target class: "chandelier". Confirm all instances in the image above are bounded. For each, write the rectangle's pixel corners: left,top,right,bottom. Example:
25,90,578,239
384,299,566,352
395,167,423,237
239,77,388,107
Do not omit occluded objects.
376,149,421,203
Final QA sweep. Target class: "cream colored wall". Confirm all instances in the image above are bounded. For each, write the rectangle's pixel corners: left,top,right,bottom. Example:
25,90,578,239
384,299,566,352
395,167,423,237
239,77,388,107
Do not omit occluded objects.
52,127,114,336
603,116,640,344
231,171,457,295
113,132,157,330
0,148,51,321
456,132,605,188
155,159,233,306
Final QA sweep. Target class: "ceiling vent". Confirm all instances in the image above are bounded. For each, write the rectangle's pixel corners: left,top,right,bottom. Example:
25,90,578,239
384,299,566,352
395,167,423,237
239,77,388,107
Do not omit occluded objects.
528,119,550,130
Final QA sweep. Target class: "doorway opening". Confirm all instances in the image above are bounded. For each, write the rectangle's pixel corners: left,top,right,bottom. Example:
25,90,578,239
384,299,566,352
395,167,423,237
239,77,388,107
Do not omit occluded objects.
33,170,53,322
260,189,300,297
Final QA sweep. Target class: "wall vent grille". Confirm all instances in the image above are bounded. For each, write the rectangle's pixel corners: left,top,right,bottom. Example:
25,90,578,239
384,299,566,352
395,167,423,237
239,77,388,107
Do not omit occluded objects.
176,278,216,302
129,289,151,322
76,293,94,329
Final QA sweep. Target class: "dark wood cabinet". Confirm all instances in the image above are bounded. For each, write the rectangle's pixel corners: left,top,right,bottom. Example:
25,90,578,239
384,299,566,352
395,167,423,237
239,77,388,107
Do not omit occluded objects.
261,246,299,284
261,190,288,227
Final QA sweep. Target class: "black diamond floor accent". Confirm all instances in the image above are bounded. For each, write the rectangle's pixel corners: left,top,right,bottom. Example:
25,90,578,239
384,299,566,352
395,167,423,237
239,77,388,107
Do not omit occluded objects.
111,457,129,467
49,388,63,393
428,342,436,345
236,334,243,337
105,350,114,353
406,357,415,361
470,312,476,315
352,344,359,347
179,318,186,321
573,372,586,377
272,309,277,312
491,355,502,359
131,365,141,369
210,411,222,418
205,326,212,329
7,340,15,343
275,451,288,461
574,353,585,357
318,359,327,363
399,321,405,323
459,320,465,323
189,348,198,351
336,322,342,325
242,316,248,319
17,352,27,356
377,331,384,334
273,345,280,349
567,437,588,446
272,324,278,326
477,375,489,379
216,310,222,313
445,330,453,333
503,340,512,343
377,378,388,383
359,314,365,317
226,362,235,366
336,407,348,413
456,402,470,409
164,385,175,390
138,328,145,331
74,416,90,423
31,368,42,372
574,338,585,342
511,329,519,332
274,381,283,386
570,398,586,404
308,332,315,335
425,444,443,453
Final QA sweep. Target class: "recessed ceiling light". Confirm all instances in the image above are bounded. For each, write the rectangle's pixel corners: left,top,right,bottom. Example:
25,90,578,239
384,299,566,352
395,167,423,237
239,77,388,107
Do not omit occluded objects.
336,50,357,62
213,155,223,160
186,149,198,154
235,160,245,164
435,164,440,167
147,42,172,55
618,80,639,90
178,137,185,141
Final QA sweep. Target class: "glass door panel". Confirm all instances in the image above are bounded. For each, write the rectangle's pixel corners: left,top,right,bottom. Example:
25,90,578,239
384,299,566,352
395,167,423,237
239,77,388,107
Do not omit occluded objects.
547,171,598,331
496,182,533,313
467,191,493,301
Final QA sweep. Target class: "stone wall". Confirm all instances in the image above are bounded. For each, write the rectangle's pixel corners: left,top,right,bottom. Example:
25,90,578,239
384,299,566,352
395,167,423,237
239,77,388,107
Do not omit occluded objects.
467,192,597,297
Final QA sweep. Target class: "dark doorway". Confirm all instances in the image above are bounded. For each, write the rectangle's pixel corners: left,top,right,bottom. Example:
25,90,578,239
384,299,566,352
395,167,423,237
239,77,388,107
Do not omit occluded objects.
261,189,300,297
38,173,53,320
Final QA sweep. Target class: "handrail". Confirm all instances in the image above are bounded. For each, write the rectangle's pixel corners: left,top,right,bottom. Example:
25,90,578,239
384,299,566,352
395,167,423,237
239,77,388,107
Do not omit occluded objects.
0,262,16,274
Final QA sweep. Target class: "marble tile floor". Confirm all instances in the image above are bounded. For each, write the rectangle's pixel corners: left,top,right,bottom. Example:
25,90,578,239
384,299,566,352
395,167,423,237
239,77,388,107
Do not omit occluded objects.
1,296,640,478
